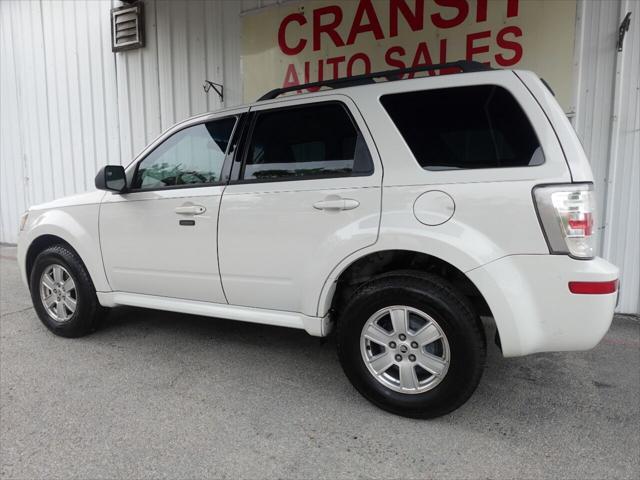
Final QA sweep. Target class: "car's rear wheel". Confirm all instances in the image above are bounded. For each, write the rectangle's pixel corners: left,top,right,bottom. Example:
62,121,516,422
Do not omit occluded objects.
336,272,486,419
29,244,105,337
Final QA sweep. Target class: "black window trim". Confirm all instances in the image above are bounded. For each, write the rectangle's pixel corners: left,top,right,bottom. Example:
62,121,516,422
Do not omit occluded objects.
230,100,375,186
379,83,546,172
229,111,253,183
127,114,241,193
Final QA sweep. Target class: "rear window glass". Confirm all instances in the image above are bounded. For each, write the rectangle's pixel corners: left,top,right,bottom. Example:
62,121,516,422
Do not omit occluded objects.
243,103,373,181
380,85,543,170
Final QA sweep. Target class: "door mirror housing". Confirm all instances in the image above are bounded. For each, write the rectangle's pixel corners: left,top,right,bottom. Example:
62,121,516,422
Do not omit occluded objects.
95,165,127,192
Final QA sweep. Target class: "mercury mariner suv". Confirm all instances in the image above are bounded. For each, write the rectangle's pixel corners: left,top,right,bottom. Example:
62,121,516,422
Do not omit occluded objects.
17,61,619,418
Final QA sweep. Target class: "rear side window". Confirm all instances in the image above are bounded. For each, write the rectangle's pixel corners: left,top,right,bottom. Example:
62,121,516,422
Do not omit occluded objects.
242,103,373,181
380,85,543,170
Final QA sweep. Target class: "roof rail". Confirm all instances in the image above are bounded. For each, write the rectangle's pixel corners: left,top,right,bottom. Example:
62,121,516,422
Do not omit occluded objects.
257,60,492,101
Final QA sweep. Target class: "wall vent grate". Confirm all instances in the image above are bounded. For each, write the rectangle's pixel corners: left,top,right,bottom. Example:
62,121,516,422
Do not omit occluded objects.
111,2,144,52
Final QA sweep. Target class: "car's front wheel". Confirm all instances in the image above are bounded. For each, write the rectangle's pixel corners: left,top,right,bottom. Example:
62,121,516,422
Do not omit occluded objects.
29,244,105,338
336,272,486,419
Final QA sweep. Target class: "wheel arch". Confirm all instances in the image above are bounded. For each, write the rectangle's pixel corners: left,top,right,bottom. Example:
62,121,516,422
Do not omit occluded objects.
319,249,493,326
20,209,110,292
25,234,79,282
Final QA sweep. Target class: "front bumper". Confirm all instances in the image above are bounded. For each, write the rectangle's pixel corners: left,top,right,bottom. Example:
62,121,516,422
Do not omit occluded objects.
468,255,618,357
16,233,29,288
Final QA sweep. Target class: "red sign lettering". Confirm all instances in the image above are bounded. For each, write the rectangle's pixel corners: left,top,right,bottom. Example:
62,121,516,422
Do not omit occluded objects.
278,0,525,91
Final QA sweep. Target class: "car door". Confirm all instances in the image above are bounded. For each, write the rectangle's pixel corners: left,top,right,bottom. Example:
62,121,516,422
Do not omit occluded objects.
218,96,383,316
99,114,242,303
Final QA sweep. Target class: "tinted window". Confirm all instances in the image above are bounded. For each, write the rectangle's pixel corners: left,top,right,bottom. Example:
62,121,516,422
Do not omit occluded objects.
243,103,373,181
380,85,543,170
133,117,236,189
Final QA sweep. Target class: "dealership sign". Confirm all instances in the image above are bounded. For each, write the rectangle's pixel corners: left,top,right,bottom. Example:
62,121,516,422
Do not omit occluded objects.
242,0,576,112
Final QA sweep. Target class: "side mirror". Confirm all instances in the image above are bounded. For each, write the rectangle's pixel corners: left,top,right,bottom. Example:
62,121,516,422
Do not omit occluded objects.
95,165,127,192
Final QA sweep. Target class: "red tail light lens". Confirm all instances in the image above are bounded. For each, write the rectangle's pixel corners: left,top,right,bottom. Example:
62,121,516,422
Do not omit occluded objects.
568,280,618,294
567,212,593,236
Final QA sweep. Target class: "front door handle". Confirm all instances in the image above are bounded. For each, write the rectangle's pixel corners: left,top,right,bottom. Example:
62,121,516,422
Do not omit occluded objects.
174,204,206,215
313,197,360,211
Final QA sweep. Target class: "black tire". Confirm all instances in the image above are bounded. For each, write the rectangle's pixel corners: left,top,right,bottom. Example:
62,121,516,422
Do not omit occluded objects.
336,271,486,419
29,244,106,338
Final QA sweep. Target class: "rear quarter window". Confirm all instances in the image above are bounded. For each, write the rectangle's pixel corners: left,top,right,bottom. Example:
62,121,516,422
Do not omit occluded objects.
380,85,543,170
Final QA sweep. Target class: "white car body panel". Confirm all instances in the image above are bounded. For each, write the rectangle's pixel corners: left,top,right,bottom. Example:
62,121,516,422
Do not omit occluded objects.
28,190,106,210
316,179,559,317
17,191,108,291
99,186,227,303
218,183,382,313
467,255,618,356
16,69,617,357
218,94,383,314
514,70,595,182
97,106,248,302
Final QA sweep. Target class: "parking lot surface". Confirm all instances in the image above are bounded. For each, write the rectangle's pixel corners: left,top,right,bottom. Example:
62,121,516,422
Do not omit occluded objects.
1,245,638,479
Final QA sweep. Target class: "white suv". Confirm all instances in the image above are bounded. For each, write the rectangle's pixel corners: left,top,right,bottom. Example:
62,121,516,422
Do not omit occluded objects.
17,62,619,418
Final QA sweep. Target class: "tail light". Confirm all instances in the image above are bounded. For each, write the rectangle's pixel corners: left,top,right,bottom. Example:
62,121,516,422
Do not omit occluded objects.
533,183,595,259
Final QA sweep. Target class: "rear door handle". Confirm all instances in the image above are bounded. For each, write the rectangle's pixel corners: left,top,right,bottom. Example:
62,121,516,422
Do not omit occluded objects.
174,204,206,215
313,197,360,211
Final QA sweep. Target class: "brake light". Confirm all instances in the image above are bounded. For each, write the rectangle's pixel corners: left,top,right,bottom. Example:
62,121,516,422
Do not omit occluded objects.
533,183,595,258
567,213,593,236
569,280,618,294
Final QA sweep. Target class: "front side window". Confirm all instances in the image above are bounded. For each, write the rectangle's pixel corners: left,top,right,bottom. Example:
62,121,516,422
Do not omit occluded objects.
242,103,373,181
380,85,543,170
133,117,236,189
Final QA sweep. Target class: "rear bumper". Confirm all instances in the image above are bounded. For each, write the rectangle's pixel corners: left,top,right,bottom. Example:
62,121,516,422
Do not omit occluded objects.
468,255,618,357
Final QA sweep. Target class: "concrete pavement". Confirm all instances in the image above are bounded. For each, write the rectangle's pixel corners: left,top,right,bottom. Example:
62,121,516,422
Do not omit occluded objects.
1,245,638,479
